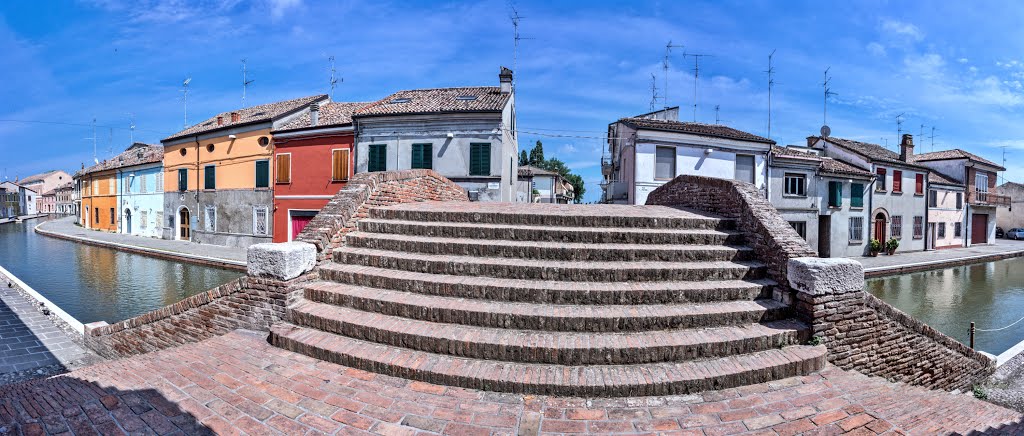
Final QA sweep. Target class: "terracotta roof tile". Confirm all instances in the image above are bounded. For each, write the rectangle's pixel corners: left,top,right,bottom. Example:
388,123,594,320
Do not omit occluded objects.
82,143,163,175
274,102,372,132
770,146,872,177
929,171,963,186
354,87,511,117
621,118,775,144
815,136,930,169
909,149,1005,170
164,94,328,141
18,170,59,185
518,165,559,177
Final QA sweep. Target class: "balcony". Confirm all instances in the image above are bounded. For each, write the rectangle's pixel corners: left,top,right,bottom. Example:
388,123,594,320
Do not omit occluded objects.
967,190,1011,207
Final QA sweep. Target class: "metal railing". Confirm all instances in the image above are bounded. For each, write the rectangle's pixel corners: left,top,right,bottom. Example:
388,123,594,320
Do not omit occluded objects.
967,190,1011,207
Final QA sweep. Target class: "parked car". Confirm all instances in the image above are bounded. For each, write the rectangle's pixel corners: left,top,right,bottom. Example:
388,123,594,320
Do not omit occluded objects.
1007,228,1024,240
997,227,1005,238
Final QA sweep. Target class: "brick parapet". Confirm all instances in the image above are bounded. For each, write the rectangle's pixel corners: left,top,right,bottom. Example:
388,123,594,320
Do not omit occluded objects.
789,257,994,391
295,169,468,261
645,175,816,293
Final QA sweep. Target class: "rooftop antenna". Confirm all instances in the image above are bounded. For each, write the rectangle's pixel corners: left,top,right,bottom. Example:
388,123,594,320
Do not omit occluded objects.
241,59,254,107
919,123,926,140
663,41,684,108
929,127,938,152
766,49,776,138
508,2,532,89
328,55,341,99
181,76,191,128
128,113,135,144
649,73,660,111
683,50,714,121
823,67,837,127
895,113,905,147
90,118,97,164
715,105,721,124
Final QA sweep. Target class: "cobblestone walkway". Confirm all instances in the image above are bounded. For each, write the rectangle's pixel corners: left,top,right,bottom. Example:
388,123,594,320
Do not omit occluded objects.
35,217,246,267
858,239,1024,276
1,330,1021,435
0,286,97,379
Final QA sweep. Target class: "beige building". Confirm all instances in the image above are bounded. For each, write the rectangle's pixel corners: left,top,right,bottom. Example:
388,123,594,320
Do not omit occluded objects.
926,172,966,249
996,182,1024,230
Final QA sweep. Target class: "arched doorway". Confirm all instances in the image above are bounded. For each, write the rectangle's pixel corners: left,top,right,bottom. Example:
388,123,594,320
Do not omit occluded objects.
124,209,132,234
873,212,887,242
178,207,191,241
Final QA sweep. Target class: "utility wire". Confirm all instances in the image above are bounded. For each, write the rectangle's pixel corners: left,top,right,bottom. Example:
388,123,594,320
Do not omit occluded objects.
0,119,169,135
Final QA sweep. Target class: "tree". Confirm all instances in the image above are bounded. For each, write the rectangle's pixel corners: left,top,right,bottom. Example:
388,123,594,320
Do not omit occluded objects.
519,150,528,166
528,140,544,166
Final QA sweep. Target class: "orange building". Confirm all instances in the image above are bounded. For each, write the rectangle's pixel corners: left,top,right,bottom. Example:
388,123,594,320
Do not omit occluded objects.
80,168,118,232
161,95,328,248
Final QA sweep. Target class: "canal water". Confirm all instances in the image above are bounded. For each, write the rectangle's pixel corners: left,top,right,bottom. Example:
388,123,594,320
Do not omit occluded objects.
0,218,243,324
867,258,1024,355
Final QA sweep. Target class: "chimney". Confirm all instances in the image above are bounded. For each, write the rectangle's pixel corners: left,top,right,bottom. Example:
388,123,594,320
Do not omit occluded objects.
230,112,240,123
900,134,914,161
216,116,223,126
499,66,513,94
310,102,320,127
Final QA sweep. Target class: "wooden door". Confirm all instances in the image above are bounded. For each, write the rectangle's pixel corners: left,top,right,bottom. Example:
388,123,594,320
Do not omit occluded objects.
817,215,831,257
972,213,988,244
873,214,886,242
179,209,190,240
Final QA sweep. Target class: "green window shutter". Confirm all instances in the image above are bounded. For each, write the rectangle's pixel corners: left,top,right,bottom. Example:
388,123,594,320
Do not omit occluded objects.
204,166,216,190
369,144,387,172
255,160,269,188
828,181,842,208
470,143,491,176
411,143,432,169
850,183,864,208
178,169,187,192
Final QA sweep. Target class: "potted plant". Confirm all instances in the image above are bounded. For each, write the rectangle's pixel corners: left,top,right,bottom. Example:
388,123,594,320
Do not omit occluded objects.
869,239,882,257
886,237,900,255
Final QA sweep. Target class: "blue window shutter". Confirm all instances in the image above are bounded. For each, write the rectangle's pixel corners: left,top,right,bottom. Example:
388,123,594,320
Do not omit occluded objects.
851,183,864,208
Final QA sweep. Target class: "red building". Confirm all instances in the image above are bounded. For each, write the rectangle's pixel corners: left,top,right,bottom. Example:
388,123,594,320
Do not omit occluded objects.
270,101,368,242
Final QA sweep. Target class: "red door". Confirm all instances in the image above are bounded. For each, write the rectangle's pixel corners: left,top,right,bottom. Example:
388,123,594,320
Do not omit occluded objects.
972,214,988,244
873,214,887,242
290,214,314,241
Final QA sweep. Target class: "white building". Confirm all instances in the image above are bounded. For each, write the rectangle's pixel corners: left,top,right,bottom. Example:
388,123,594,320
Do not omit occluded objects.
517,165,574,203
909,148,1007,246
602,107,775,205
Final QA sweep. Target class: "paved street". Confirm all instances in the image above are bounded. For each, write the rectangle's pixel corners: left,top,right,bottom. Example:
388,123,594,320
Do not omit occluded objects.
0,286,98,379
36,217,247,267
1,329,1020,435
857,239,1024,275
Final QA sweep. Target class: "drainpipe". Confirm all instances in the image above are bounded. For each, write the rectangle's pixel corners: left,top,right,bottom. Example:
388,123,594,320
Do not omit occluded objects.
194,135,200,244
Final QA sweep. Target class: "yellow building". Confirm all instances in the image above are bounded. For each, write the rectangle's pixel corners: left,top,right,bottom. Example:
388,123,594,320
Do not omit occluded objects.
80,168,118,232
161,94,327,247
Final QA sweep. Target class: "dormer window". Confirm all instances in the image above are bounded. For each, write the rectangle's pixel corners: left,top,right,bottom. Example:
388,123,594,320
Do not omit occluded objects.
456,95,477,101
390,98,411,104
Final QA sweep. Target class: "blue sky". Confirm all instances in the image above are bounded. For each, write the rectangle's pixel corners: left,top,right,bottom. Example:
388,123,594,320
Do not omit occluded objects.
4,1,1024,202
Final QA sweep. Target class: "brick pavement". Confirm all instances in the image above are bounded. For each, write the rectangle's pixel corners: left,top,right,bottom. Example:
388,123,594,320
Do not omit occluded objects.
1,329,1021,435
0,286,97,375
858,239,1024,276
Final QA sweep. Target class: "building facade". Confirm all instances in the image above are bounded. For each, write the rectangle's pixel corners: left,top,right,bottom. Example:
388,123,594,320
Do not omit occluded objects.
38,191,56,214
926,173,966,249
517,165,574,203
0,182,20,218
270,101,366,242
161,94,327,248
910,148,1007,246
996,182,1024,230
353,68,519,202
809,134,930,253
603,107,775,205
54,182,74,215
17,170,72,202
113,144,165,238
80,167,118,232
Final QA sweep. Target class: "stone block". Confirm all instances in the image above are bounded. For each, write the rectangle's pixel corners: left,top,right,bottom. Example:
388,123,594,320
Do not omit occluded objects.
247,242,316,281
787,257,864,296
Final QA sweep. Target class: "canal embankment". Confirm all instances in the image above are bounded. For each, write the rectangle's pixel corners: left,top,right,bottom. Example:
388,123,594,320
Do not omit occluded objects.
35,216,247,271
858,240,1024,277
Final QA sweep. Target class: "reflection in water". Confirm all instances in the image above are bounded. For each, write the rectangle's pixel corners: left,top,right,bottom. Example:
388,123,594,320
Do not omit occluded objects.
867,258,1024,355
0,218,242,324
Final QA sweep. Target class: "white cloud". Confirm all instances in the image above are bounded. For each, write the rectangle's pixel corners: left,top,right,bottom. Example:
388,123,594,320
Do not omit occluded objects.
958,58,969,64
880,19,924,42
268,0,302,20
866,42,886,57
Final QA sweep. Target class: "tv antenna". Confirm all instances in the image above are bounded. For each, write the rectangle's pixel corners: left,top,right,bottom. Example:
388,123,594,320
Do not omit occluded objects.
663,41,684,108
715,105,721,125
766,49,776,139
823,67,837,126
648,73,660,111
242,59,255,107
895,113,905,146
328,55,341,98
919,123,926,139
508,3,532,88
683,50,714,121
181,76,191,128
86,118,97,164
929,127,938,152
128,113,135,144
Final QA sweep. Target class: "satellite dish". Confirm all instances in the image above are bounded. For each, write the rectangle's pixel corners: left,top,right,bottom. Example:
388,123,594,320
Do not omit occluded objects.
820,125,831,138
93,158,99,165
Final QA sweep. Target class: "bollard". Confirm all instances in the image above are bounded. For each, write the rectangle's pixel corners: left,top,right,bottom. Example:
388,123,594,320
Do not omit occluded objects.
970,322,976,349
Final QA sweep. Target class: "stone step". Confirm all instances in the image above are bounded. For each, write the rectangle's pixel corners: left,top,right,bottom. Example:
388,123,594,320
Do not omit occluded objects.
318,263,774,305
287,298,812,365
369,202,736,230
333,248,767,282
269,323,828,397
300,281,790,332
344,232,755,262
356,219,746,245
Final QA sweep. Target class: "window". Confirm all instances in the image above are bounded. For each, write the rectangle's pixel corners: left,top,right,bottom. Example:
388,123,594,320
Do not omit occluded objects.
140,174,148,194
789,221,807,239
892,170,903,192
204,206,216,232
784,173,806,196
109,178,115,194
255,160,270,188
954,222,962,237
332,149,351,181
276,154,291,184
655,146,676,180
891,215,903,239
977,173,989,202
109,208,114,225
956,192,963,209
204,165,216,190
140,211,148,230
913,216,924,239
735,154,755,184
828,181,842,208
253,206,269,236
368,144,387,172
411,143,433,169
850,217,864,241
929,190,938,207
156,171,163,193
469,143,491,176
915,174,924,195
94,207,99,224
851,183,864,208
876,168,887,191
938,223,946,238
177,169,188,192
